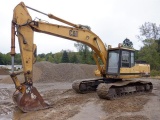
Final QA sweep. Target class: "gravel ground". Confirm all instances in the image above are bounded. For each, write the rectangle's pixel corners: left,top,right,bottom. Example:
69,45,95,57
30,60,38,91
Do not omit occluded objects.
0,62,160,120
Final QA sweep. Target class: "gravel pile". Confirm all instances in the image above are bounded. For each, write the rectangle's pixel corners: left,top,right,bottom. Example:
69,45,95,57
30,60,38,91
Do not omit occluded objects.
34,61,98,82
0,68,9,75
0,61,98,83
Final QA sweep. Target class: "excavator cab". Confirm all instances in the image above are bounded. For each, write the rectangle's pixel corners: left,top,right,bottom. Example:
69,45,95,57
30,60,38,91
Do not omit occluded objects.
106,46,150,78
107,47,135,76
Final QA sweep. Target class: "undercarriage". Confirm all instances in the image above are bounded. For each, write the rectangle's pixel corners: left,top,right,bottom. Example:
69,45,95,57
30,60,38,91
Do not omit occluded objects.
72,78,153,99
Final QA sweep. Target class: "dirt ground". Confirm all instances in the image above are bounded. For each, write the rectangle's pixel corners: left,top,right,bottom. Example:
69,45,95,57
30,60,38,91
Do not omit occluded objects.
0,62,160,120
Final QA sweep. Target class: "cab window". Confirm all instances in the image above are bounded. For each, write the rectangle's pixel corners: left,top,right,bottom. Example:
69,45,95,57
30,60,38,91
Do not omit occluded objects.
131,52,135,67
121,51,130,67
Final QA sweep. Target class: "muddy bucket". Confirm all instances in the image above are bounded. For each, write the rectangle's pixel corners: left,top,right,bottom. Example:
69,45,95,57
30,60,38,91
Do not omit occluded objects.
13,85,50,112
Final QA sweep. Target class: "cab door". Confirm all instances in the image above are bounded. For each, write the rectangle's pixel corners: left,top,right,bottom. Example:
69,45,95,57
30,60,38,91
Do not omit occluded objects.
107,50,120,75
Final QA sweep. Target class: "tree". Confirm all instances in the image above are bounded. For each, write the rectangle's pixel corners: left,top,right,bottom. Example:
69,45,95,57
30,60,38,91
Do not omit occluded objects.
61,50,69,63
46,52,54,63
74,42,91,64
47,55,54,63
138,40,160,70
4,53,11,65
38,53,46,59
36,56,42,62
70,53,78,63
122,38,133,48
53,52,63,63
14,53,21,64
137,22,160,70
37,54,46,61
0,53,5,65
137,22,160,41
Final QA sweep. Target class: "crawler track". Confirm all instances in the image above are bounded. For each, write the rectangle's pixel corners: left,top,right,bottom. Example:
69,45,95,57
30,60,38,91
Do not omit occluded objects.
97,80,153,99
72,78,153,99
72,78,104,93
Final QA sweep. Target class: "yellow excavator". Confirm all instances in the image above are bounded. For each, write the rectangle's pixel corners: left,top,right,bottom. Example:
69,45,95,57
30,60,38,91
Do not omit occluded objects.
10,2,153,112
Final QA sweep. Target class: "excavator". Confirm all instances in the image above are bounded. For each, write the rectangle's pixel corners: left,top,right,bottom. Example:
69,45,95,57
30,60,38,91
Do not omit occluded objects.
10,2,153,112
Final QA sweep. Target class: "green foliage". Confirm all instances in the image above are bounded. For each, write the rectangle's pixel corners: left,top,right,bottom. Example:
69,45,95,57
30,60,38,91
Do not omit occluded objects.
135,50,139,60
74,42,94,64
47,56,54,63
53,52,63,63
34,43,97,65
61,50,69,63
137,40,160,70
5,53,11,65
14,53,21,64
0,43,97,65
74,42,89,63
0,53,5,64
69,53,79,63
150,70,160,76
137,22,160,71
46,52,54,63
36,56,42,62
0,52,11,65
38,53,46,59
122,38,133,48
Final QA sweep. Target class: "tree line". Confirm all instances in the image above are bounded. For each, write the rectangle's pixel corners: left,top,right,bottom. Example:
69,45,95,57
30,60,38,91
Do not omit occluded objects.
136,22,160,76
0,22,160,75
0,46,95,65
35,41,96,64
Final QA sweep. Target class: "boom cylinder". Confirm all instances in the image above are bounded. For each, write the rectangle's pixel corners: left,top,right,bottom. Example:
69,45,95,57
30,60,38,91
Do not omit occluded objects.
26,5,79,28
47,14,79,28
11,21,16,73
11,21,16,56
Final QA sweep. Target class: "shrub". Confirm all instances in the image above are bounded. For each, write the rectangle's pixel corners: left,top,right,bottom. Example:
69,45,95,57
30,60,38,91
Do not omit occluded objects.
150,70,160,76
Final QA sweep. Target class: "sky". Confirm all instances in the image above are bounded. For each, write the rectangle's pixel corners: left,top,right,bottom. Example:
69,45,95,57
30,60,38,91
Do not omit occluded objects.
0,0,160,54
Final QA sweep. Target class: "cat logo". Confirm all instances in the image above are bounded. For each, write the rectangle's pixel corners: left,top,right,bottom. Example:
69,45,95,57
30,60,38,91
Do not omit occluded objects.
69,30,78,37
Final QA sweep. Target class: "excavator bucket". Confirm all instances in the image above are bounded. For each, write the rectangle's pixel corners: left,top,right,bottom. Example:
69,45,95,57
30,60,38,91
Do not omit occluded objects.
12,85,50,112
